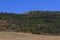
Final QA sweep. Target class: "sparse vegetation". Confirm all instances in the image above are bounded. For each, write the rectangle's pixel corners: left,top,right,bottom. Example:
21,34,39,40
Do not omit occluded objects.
0,11,60,35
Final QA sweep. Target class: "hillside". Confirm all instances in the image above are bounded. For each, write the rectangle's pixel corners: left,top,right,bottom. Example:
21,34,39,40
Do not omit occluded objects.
0,11,60,35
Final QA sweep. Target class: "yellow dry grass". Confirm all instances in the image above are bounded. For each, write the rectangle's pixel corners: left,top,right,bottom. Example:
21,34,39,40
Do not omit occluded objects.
0,32,60,40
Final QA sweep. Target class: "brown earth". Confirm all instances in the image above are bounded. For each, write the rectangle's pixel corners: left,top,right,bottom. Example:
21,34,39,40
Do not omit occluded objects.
0,32,60,40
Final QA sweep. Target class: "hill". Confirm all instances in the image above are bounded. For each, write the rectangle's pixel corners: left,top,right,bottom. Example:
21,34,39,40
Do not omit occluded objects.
0,11,60,35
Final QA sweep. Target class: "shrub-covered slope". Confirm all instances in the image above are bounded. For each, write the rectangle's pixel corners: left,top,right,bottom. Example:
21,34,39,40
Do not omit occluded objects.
0,11,60,35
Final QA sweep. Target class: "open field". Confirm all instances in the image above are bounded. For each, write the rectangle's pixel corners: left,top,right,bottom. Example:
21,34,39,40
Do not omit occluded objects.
0,32,60,40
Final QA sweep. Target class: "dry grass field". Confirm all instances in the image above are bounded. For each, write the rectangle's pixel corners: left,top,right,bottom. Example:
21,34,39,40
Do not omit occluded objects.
0,32,60,40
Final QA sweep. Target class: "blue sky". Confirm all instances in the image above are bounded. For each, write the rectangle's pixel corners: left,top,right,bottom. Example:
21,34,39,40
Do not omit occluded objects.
0,0,60,14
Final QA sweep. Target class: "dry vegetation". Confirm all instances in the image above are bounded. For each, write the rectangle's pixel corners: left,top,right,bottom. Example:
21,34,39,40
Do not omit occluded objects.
0,11,60,40
0,32,60,40
0,11,60,35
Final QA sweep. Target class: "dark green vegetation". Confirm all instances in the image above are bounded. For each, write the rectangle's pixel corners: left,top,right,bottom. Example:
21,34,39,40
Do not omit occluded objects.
0,11,60,35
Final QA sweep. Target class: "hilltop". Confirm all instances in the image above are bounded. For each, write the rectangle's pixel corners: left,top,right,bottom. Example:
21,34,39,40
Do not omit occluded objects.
0,11,60,35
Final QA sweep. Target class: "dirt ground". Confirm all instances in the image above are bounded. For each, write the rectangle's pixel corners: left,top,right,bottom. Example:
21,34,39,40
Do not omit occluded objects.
0,32,60,40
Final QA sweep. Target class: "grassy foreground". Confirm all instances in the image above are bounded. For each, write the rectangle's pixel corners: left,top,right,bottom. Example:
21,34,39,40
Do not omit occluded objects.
0,32,60,40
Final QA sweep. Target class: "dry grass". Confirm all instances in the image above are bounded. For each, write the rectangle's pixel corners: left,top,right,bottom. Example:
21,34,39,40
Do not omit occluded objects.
0,32,60,40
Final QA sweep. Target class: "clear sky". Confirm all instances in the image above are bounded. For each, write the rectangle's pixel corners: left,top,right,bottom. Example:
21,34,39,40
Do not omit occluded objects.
0,0,60,14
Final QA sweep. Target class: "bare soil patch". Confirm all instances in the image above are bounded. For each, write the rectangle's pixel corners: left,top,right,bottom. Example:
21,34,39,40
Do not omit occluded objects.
0,32,60,40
